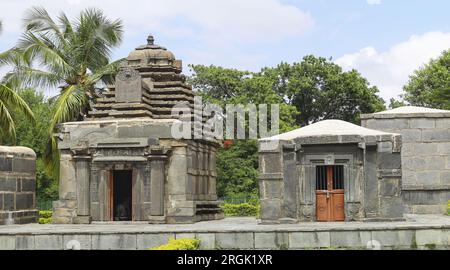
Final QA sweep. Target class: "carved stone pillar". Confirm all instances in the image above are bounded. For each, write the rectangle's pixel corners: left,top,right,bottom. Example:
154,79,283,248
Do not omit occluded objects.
73,153,91,224
148,147,170,218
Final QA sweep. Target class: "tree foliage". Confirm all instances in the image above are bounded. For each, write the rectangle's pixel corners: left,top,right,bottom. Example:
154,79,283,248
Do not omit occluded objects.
0,20,35,142
262,55,386,126
189,58,385,198
388,98,406,109
404,49,450,109
189,65,299,198
216,140,259,197
1,7,123,177
0,89,58,201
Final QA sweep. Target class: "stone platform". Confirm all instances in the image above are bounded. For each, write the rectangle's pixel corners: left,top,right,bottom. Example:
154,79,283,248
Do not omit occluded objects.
0,215,449,250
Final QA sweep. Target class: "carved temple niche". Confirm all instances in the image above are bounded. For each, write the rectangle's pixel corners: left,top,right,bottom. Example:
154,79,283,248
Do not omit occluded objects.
115,67,142,103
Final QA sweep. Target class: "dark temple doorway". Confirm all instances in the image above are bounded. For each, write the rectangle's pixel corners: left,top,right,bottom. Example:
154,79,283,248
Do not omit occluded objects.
112,170,132,221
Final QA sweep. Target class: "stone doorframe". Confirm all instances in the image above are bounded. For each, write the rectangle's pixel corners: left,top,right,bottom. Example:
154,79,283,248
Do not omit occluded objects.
296,146,363,222
71,147,170,223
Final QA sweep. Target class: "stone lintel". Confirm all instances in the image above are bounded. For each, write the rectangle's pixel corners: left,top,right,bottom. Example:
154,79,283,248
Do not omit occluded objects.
259,173,284,180
72,155,91,160
92,156,147,163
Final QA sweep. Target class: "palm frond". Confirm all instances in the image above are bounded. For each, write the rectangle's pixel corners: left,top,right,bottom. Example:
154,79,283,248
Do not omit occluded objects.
44,84,87,179
0,99,16,141
74,8,123,71
6,67,63,89
50,84,88,128
43,135,60,179
17,32,72,75
0,82,35,124
23,6,67,48
0,48,27,67
87,58,123,85
57,12,74,38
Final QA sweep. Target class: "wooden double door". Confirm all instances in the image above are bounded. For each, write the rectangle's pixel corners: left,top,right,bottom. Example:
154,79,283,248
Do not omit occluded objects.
315,165,345,222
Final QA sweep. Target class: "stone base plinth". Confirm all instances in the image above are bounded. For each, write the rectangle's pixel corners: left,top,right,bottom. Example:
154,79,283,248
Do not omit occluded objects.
0,210,38,225
0,215,449,250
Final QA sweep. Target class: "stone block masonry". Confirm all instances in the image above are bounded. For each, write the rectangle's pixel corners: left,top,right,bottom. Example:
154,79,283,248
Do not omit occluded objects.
0,146,38,225
258,119,403,223
52,35,223,224
0,216,448,250
361,106,450,214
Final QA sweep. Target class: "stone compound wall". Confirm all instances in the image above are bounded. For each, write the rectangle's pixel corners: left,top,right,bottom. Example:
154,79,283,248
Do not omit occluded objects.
0,146,38,225
362,112,450,214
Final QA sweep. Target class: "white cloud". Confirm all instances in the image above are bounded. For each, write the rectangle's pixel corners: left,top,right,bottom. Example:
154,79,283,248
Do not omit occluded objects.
0,0,314,96
335,31,450,101
0,0,313,45
366,0,382,5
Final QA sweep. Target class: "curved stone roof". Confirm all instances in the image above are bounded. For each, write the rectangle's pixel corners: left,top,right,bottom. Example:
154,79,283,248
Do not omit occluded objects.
361,106,450,119
261,119,394,141
0,146,36,158
127,34,176,63
375,106,450,114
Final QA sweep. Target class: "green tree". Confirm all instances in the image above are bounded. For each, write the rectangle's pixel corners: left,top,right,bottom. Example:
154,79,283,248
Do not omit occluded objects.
263,56,385,126
189,60,385,199
189,65,299,134
0,89,58,201
404,49,450,109
0,20,35,141
216,140,259,198
189,65,299,198
388,98,406,109
3,7,123,176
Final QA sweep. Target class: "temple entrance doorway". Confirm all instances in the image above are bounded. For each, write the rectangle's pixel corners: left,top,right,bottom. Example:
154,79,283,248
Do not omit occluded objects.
315,165,345,222
112,170,133,221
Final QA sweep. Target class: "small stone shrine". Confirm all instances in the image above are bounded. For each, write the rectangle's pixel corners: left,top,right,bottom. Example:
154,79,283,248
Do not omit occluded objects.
258,120,404,223
52,35,223,224
0,146,38,225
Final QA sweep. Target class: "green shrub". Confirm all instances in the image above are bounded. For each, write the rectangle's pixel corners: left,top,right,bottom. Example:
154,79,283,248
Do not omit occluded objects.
220,203,260,217
39,217,52,224
38,210,52,224
222,193,259,205
447,200,450,215
39,210,52,219
150,238,200,250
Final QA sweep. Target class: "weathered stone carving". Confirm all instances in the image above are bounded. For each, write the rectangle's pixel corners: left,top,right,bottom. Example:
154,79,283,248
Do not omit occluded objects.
115,67,142,103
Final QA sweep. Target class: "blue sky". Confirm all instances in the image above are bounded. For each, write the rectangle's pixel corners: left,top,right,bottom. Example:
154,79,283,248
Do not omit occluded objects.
1,0,450,101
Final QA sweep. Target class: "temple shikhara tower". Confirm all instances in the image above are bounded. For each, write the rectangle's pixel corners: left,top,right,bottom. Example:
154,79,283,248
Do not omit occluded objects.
52,35,223,224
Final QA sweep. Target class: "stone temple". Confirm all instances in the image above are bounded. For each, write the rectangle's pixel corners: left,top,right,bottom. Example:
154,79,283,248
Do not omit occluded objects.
258,120,404,223
362,106,450,214
52,35,223,224
0,146,38,225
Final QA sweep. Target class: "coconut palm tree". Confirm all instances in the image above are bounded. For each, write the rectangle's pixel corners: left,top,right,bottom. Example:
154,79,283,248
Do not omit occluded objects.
0,19,35,141
3,7,123,175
